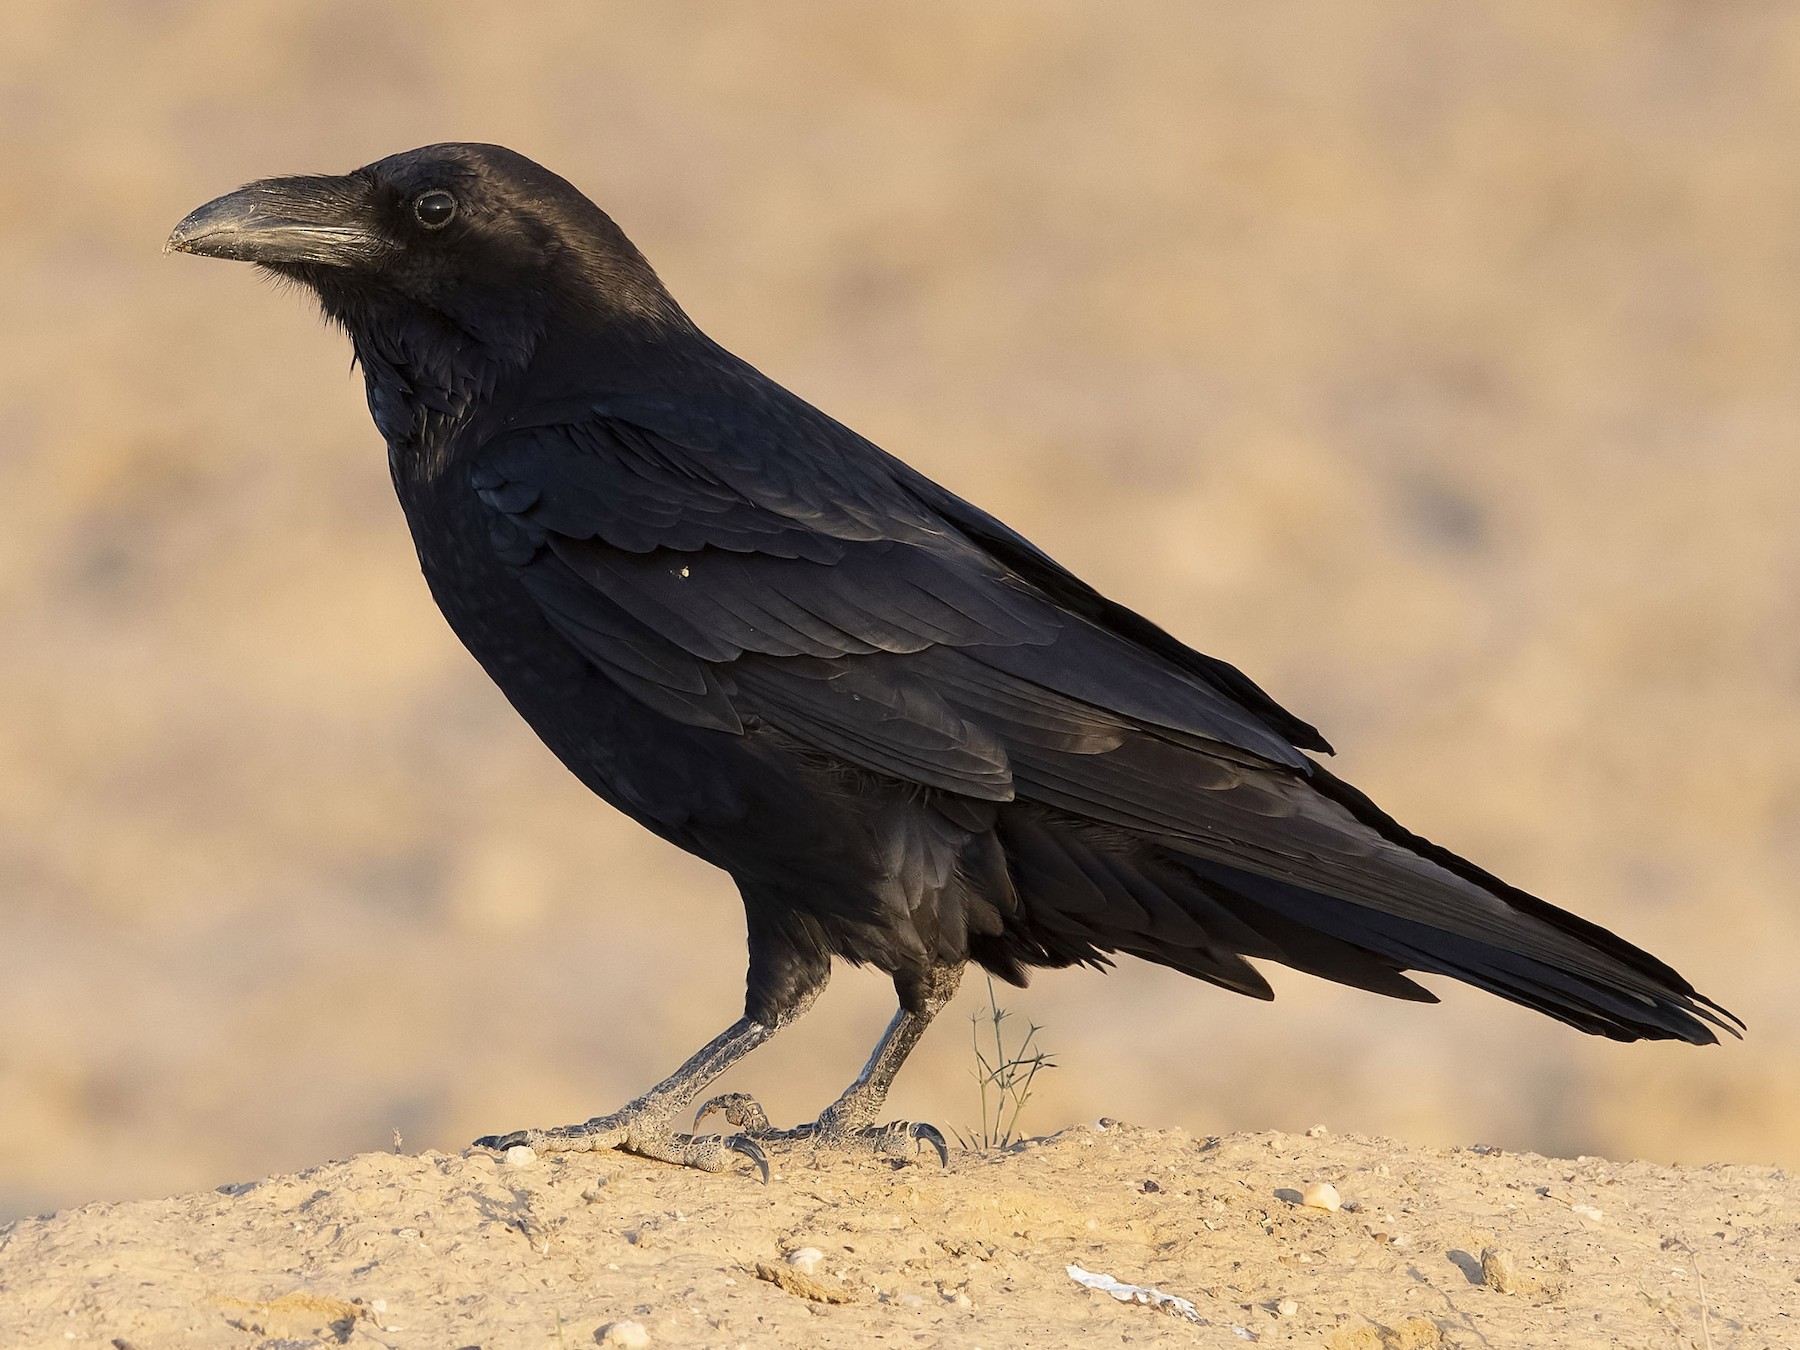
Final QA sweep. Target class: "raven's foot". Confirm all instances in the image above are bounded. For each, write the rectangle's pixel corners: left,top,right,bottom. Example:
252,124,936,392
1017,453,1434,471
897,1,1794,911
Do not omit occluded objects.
692,1092,948,1166
474,1109,769,1182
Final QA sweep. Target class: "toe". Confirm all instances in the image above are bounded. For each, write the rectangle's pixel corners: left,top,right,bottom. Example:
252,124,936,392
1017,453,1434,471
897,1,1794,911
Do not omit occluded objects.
474,1128,539,1151
628,1130,768,1182
476,1115,629,1156
814,1119,951,1165
693,1091,773,1134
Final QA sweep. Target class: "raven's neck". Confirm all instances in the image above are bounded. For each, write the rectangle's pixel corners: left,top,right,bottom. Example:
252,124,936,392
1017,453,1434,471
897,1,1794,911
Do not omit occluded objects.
353,305,722,486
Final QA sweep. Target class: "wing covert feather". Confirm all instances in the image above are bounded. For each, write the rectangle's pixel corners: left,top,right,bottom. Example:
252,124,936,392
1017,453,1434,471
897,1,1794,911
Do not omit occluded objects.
470,413,1318,792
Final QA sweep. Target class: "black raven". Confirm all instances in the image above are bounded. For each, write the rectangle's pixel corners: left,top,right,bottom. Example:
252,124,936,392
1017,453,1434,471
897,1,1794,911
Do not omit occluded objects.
169,144,1737,1175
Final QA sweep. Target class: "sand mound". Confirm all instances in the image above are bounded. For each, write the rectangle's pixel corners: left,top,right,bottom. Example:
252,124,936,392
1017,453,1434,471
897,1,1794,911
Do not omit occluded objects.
1,1121,1792,1348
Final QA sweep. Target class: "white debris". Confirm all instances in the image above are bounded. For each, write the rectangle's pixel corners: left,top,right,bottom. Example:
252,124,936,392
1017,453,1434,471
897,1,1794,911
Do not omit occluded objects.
785,1247,824,1275
504,1144,537,1167
1066,1265,1203,1323
598,1320,651,1348
1276,1298,1298,1317
1572,1203,1605,1223
1301,1181,1342,1212
1304,1124,1329,1138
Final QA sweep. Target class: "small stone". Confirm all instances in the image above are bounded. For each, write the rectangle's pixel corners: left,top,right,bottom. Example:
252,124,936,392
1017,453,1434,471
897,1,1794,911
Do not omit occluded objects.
1301,1182,1342,1212
1480,1245,1519,1294
1304,1125,1329,1138
1571,1204,1605,1223
581,1179,608,1203
953,1292,972,1308
504,1145,537,1167
597,1320,651,1348
785,1247,824,1275
898,1293,923,1309
1277,1298,1298,1317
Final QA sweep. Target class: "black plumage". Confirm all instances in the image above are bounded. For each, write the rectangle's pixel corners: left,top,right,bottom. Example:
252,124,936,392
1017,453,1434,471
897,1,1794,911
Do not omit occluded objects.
168,144,1736,1171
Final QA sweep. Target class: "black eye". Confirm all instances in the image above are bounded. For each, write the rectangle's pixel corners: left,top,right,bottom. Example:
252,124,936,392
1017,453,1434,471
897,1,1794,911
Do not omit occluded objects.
413,190,457,229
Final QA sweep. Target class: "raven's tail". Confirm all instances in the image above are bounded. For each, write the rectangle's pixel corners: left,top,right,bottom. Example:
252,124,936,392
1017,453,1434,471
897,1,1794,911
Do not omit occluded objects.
978,764,1740,1046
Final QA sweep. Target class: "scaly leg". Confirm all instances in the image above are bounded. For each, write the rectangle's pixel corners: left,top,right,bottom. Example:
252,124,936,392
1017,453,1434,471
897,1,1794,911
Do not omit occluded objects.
475,983,824,1180
696,964,962,1163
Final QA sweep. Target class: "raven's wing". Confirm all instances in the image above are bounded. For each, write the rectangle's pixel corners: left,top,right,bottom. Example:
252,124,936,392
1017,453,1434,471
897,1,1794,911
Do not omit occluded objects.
472,415,1314,783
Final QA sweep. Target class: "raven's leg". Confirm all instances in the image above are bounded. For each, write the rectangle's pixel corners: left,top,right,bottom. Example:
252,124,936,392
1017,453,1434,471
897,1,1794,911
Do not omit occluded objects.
474,980,823,1179
696,963,962,1163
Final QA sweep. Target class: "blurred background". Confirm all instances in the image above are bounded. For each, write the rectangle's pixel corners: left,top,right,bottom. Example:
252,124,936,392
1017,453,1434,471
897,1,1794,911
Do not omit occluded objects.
2,0,1797,1222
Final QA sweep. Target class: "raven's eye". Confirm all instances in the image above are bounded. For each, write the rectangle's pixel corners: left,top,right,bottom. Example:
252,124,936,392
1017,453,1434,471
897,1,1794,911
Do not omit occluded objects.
413,190,457,229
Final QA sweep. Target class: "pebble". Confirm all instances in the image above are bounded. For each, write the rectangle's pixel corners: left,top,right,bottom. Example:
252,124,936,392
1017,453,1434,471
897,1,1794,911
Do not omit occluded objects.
598,1320,651,1348
504,1145,537,1168
581,1179,608,1203
785,1247,825,1275
1276,1298,1298,1317
1480,1245,1519,1294
1572,1204,1605,1223
1304,1125,1329,1138
1301,1182,1342,1212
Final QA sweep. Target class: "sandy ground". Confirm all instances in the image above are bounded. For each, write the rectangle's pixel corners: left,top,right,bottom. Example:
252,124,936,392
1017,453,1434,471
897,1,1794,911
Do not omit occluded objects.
1,1122,1791,1349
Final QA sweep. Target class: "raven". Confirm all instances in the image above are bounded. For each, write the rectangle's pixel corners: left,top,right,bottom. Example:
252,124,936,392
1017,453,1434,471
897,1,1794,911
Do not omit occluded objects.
169,144,1737,1176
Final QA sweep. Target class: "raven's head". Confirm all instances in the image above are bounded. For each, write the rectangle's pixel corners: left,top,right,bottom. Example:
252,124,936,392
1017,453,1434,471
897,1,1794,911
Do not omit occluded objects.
169,144,692,452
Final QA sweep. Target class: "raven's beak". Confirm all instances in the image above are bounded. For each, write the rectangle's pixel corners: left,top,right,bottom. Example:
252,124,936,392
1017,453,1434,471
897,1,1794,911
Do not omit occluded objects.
166,175,388,266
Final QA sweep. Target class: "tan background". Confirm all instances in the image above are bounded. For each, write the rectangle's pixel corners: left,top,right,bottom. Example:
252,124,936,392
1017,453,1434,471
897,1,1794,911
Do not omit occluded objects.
1,1,1796,1222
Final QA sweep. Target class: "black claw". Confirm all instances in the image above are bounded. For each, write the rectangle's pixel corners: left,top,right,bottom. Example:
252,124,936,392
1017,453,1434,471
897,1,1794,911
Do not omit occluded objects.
912,1122,949,1167
728,1134,771,1184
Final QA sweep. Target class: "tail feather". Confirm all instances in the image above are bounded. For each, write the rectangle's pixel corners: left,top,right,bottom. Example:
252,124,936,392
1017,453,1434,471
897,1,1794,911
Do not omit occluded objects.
1179,852,1731,1043
985,785,1741,1046
996,808,1447,1008
1300,764,1741,1042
